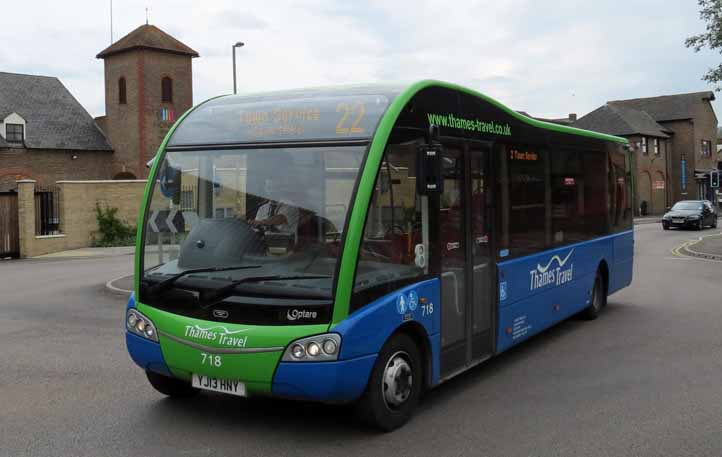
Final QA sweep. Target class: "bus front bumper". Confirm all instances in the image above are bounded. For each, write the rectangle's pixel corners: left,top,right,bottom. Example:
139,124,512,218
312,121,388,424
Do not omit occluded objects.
272,354,377,404
127,328,376,403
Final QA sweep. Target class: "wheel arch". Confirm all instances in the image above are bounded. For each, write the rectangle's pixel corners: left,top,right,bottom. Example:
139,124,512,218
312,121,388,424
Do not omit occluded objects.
597,259,609,295
391,321,433,391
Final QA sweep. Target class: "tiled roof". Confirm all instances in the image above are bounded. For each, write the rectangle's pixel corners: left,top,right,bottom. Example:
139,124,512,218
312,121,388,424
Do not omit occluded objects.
609,91,714,122
97,24,199,59
0,72,112,151
573,104,670,138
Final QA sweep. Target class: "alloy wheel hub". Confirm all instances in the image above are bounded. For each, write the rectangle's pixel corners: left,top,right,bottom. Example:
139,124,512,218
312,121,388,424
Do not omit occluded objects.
382,351,412,410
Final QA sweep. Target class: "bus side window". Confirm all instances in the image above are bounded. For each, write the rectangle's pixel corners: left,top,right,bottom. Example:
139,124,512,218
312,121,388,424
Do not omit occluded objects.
352,141,424,306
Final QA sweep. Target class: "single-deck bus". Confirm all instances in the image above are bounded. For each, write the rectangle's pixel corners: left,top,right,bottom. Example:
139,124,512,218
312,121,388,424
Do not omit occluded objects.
126,80,634,431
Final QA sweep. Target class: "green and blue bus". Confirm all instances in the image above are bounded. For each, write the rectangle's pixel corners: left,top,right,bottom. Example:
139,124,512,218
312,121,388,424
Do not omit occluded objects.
126,80,634,431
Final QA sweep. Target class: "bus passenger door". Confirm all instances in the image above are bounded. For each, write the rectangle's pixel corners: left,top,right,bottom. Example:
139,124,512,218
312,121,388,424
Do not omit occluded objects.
469,146,493,361
439,147,467,376
439,143,494,378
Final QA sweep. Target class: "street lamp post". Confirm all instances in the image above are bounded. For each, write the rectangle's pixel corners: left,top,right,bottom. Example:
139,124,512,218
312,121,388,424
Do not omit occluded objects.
232,41,244,94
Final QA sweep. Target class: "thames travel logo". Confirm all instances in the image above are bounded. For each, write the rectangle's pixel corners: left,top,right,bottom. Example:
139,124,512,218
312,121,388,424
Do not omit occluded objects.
529,249,574,291
184,325,249,348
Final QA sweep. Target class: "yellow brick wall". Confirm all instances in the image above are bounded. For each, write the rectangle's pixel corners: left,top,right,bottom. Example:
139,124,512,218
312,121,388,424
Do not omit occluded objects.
17,179,148,257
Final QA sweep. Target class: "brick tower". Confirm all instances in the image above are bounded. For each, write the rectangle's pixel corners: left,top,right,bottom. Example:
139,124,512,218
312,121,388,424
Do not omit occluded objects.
96,24,198,179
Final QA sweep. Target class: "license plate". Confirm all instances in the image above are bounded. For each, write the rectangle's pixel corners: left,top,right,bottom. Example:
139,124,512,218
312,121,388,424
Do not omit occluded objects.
191,374,246,397
673,218,684,223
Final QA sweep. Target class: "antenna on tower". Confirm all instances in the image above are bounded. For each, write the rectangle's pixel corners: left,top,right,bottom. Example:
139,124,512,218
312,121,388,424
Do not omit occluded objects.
110,0,114,43
145,7,150,25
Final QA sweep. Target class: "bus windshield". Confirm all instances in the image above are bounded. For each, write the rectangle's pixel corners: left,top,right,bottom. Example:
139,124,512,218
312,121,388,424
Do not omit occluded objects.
141,145,366,300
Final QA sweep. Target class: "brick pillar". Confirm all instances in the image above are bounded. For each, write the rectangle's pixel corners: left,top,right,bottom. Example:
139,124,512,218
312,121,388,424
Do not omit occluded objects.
16,179,36,258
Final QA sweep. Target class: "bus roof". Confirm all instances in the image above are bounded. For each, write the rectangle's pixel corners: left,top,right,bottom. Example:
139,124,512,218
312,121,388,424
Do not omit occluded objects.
166,80,627,148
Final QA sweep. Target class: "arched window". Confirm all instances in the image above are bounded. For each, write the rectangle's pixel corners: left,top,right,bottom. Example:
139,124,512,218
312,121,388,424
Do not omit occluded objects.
161,77,173,103
118,77,127,104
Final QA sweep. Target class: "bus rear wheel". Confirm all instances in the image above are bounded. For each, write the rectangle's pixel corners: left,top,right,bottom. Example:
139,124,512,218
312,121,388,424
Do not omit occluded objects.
146,371,199,398
355,333,422,432
582,271,606,320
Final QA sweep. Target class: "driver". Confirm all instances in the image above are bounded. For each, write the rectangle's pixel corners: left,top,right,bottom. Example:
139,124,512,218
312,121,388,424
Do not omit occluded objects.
249,178,300,237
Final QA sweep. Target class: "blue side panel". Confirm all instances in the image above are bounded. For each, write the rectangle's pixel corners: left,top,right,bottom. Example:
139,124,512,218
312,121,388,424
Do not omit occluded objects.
273,355,376,403
496,233,629,353
125,293,173,377
610,230,634,294
333,279,440,382
272,278,441,402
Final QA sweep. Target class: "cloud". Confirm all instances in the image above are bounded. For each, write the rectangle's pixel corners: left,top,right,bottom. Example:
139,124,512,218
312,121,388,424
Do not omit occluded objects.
211,10,269,30
2,0,720,120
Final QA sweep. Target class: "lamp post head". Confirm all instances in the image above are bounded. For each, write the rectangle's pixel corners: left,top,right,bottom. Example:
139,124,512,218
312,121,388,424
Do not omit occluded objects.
234,41,245,48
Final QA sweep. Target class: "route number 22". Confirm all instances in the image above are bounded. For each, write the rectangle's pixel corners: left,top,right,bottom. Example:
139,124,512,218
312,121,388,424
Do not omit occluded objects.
336,102,365,135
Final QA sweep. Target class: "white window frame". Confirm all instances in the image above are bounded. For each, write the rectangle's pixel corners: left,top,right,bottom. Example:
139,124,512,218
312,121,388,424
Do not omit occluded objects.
641,137,648,154
653,138,659,155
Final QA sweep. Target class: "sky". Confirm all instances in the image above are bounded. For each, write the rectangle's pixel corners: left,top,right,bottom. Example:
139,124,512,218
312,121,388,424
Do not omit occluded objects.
2,0,721,120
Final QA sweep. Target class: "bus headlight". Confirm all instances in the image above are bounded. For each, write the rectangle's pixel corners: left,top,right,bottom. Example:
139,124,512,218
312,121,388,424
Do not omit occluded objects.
126,309,159,343
282,333,341,362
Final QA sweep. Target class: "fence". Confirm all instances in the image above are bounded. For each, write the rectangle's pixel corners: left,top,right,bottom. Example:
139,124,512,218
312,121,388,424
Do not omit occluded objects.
34,185,61,236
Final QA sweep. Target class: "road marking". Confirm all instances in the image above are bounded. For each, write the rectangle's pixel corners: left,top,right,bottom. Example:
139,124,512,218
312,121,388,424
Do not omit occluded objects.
670,238,722,264
105,274,133,295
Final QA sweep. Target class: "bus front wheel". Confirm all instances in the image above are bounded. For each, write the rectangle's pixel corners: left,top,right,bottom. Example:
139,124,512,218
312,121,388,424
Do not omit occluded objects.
582,271,606,320
146,371,199,398
355,333,422,432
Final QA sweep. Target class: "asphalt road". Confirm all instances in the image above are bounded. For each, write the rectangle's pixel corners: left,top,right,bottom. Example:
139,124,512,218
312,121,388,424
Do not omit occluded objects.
1,224,722,457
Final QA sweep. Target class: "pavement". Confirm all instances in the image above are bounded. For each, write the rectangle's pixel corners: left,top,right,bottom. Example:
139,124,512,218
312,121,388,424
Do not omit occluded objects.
679,230,722,261
3,224,722,456
32,246,135,259
633,216,660,225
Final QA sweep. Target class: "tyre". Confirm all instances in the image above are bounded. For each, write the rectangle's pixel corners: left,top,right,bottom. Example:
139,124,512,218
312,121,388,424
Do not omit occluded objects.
146,371,199,398
696,220,703,230
662,222,669,230
355,333,423,432
582,271,606,320
713,218,718,229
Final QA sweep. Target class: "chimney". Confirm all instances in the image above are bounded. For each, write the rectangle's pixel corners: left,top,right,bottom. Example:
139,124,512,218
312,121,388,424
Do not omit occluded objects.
569,113,577,122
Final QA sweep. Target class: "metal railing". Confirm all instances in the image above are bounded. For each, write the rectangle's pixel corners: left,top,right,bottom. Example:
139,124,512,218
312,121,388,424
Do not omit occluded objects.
34,186,61,235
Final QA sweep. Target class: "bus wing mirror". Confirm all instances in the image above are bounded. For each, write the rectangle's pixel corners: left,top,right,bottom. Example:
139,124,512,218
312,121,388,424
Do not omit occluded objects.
416,144,444,195
159,163,182,205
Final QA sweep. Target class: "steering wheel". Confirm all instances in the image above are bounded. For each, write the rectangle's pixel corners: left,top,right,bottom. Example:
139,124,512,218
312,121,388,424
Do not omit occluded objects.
385,225,407,237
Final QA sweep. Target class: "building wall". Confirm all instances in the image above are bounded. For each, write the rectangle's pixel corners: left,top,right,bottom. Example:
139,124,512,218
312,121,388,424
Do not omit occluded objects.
16,179,147,257
694,100,718,173
660,102,718,203
103,51,141,179
102,49,193,180
660,119,695,203
628,134,670,215
0,148,113,192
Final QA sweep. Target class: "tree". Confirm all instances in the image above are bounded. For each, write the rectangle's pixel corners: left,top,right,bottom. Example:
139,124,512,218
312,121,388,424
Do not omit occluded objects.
686,0,722,90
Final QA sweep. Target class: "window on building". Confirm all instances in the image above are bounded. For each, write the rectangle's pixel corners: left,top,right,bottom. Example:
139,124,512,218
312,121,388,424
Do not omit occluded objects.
118,77,127,104
5,123,24,142
161,77,173,103
701,139,711,157
641,137,648,155
653,138,659,155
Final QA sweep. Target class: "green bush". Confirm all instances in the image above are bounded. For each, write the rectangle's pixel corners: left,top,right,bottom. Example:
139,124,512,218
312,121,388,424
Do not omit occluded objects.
93,205,136,247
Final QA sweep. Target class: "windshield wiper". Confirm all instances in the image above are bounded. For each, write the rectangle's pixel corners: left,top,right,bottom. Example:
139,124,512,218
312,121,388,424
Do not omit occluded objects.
200,274,332,309
144,265,263,296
